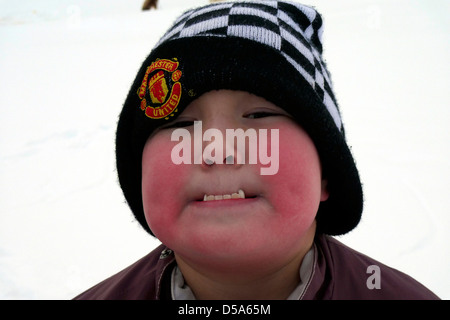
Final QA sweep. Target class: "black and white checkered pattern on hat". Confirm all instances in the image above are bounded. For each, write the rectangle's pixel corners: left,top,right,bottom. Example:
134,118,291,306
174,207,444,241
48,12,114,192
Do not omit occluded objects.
155,0,342,130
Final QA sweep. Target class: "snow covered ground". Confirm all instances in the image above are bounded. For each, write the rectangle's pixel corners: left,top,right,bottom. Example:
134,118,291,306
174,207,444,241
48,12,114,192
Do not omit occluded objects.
0,0,448,299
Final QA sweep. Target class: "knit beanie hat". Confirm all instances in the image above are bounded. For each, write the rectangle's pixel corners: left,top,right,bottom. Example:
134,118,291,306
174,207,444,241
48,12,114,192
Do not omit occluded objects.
116,0,363,236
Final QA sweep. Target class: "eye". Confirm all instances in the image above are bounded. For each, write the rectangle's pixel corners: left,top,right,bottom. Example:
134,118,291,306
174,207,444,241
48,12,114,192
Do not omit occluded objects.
244,111,281,119
162,120,195,129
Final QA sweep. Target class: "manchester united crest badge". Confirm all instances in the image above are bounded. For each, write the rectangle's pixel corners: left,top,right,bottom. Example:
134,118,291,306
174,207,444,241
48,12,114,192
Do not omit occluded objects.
137,58,182,120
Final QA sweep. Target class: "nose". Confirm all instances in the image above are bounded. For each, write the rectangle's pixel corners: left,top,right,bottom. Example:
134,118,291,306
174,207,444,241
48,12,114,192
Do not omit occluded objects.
204,154,237,166
198,118,245,168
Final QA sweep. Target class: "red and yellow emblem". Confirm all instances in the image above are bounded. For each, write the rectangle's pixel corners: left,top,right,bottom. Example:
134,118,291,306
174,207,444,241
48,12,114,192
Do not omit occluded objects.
137,58,182,120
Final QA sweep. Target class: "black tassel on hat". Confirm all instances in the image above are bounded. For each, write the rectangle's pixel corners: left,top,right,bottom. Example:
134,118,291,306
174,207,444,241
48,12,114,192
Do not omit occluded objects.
116,0,364,236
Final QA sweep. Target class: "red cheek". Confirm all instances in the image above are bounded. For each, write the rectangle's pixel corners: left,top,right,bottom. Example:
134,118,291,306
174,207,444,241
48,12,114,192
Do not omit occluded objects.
260,124,322,224
141,137,190,239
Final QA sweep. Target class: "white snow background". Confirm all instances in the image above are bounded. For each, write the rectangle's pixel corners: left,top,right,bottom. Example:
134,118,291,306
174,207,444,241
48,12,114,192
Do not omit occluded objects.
0,0,448,299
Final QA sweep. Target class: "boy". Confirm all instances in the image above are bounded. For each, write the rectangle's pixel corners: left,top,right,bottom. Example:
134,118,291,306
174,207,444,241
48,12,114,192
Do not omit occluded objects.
75,0,439,299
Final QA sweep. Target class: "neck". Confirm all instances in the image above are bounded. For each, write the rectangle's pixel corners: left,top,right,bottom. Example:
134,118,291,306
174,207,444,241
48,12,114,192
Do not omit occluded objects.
174,229,315,300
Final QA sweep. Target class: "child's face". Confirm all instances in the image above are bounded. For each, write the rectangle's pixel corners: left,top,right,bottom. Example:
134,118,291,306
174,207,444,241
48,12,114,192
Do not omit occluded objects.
142,90,328,271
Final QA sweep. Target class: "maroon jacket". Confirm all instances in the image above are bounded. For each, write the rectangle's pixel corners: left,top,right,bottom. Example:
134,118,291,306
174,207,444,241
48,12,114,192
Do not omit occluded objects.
73,234,439,300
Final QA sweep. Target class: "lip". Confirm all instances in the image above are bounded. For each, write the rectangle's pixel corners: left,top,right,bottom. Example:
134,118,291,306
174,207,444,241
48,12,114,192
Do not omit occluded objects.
189,185,260,203
184,172,263,210
184,196,263,221
191,195,259,207
185,195,264,217
182,195,268,229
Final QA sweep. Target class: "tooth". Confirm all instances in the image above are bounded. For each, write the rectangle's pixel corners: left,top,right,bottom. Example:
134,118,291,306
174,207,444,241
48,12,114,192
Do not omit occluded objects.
203,190,245,201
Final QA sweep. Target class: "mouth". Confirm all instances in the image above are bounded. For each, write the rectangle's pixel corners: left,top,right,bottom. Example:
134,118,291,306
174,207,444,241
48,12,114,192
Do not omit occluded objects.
199,189,258,202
